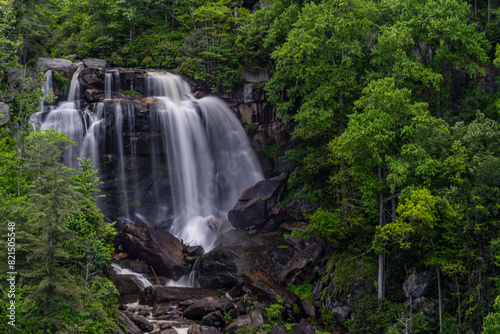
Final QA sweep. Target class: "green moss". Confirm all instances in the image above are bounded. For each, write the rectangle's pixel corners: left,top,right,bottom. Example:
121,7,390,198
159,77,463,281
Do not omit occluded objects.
244,123,258,131
119,89,142,96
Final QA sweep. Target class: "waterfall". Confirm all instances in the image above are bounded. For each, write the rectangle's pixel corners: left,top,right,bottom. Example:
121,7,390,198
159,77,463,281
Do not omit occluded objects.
105,70,120,100
40,70,54,111
81,103,104,167
115,102,130,219
39,68,84,168
111,263,152,290
147,72,263,251
34,68,264,256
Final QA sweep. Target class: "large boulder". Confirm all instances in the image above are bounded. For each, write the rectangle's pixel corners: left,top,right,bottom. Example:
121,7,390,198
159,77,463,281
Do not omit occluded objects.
115,224,188,279
0,102,9,125
37,57,74,70
196,230,292,289
139,286,219,306
83,58,109,68
291,319,324,334
183,297,235,320
109,262,151,295
243,268,300,310
278,242,325,285
228,173,286,230
117,311,142,334
403,272,431,299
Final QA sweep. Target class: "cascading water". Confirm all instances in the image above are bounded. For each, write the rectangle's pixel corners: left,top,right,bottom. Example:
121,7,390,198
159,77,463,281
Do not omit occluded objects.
105,70,120,100
111,263,152,290
35,68,264,286
147,72,263,251
39,68,84,168
81,103,104,167
114,102,130,219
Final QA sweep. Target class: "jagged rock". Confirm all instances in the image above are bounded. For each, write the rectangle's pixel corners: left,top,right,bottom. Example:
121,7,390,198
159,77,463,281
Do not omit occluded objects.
83,58,109,68
403,272,431,298
249,309,265,327
115,224,188,279
291,319,323,334
37,57,74,70
126,312,155,332
243,69,269,83
139,286,220,306
243,268,300,310
414,297,435,316
202,327,220,334
201,311,226,328
183,297,235,320
278,243,325,285
108,263,151,295
152,305,174,317
332,306,350,319
117,311,142,334
301,300,317,321
196,247,240,289
270,326,286,334
228,173,287,230
311,279,324,301
196,230,292,289
225,315,252,334
0,102,9,125
85,89,105,102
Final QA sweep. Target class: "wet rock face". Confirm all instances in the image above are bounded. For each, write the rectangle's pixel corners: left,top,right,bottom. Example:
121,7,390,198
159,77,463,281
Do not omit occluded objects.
228,173,287,230
196,230,293,289
115,224,189,279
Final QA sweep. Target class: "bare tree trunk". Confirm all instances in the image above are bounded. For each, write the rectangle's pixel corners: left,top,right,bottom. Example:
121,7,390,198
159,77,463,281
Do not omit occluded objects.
378,169,386,300
437,266,443,332
22,0,30,65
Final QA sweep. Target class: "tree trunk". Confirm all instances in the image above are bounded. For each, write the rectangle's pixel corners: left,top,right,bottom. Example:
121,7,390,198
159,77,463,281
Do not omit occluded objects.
378,173,385,300
437,266,443,332
22,0,30,65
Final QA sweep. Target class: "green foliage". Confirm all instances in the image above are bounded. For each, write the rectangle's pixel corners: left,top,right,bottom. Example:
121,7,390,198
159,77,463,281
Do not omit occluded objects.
306,209,346,244
119,89,141,96
234,324,258,334
52,71,69,91
265,303,284,325
350,294,400,334
288,283,313,303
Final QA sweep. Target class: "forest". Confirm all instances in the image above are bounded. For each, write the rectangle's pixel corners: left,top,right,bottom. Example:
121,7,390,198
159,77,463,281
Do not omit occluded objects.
2,0,500,333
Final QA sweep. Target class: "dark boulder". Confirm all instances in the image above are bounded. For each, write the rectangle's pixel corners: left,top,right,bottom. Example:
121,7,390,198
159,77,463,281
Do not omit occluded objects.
278,242,325,285
225,315,252,334
301,300,317,321
115,224,188,279
196,230,292,289
403,272,431,299
291,319,324,334
228,173,286,230
243,268,300,310
117,311,142,334
126,312,155,332
201,311,226,328
139,286,220,306
183,297,235,320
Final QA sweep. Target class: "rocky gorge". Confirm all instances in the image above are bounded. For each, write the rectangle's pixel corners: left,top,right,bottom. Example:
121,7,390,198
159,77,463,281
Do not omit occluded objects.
34,58,334,334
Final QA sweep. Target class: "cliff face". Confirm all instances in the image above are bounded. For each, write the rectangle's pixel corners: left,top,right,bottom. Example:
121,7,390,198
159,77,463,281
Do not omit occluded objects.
38,62,288,231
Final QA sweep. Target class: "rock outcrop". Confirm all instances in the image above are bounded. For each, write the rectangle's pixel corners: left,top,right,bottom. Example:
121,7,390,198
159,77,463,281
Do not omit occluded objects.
115,224,189,279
